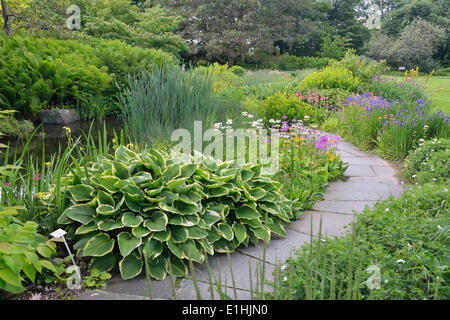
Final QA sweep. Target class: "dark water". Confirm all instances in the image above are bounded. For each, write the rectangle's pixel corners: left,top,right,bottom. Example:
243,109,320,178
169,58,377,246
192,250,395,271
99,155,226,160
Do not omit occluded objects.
0,117,123,163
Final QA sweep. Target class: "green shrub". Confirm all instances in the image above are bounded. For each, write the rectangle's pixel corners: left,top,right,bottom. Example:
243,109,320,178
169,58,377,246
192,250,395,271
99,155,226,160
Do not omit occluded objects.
331,50,388,84
0,205,57,293
300,66,360,92
0,110,34,138
274,183,449,300
434,68,450,77
403,138,450,184
367,77,426,105
277,55,330,71
57,146,296,281
256,93,326,125
229,66,246,76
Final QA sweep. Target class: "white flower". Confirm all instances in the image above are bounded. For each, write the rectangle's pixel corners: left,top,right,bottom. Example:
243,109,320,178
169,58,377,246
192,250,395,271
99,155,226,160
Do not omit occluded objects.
419,139,425,143
396,259,406,264
213,122,222,129
282,276,288,282
281,265,287,271
226,119,233,125
385,208,389,212
248,114,254,119
242,112,248,117
269,119,275,123
438,225,443,230
412,175,416,178
304,116,310,120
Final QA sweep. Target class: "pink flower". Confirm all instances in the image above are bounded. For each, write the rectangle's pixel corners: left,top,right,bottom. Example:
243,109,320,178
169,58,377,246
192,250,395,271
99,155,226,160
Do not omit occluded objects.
3,182,9,187
32,174,40,181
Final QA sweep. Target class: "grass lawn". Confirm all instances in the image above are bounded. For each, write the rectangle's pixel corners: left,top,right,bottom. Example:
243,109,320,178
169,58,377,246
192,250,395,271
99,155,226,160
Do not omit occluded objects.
425,76,450,113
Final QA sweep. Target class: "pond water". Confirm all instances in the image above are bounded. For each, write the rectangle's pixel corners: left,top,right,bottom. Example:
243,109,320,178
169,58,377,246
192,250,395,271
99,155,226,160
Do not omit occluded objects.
0,117,124,164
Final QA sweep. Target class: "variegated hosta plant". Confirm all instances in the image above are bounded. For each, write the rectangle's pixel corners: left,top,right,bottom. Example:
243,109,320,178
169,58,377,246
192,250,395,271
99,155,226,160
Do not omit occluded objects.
57,146,296,280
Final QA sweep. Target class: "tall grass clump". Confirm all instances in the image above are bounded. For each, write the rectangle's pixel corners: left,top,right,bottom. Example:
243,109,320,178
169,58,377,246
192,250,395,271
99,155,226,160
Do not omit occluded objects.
121,64,224,144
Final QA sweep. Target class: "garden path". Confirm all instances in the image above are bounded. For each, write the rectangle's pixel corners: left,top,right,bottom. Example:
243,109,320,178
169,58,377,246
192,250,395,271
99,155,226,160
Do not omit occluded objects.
77,138,403,300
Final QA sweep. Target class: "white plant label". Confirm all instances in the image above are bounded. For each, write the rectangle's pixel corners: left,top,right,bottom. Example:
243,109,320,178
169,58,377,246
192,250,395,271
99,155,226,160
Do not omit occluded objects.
50,229,67,238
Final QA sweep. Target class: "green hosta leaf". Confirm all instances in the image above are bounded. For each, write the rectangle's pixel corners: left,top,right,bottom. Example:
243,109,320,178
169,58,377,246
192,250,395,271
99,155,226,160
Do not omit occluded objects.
181,191,202,203
179,240,204,263
73,233,96,251
131,172,153,185
132,225,151,238
212,238,234,253
143,238,163,260
171,225,188,243
240,169,255,182
167,178,189,190
64,204,95,225
187,226,209,239
121,185,144,201
144,212,168,232
149,149,166,167
267,219,287,237
197,238,214,256
203,209,222,226
89,253,116,273
250,227,270,243
235,205,260,220
113,161,130,180
232,222,247,245
96,204,117,216
167,255,187,278
117,232,142,257
162,164,180,182
68,185,94,202
240,219,263,228
125,194,141,212
168,215,183,225
98,190,115,207
92,176,120,193
206,226,221,243
145,186,164,197
166,238,183,259
98,219,123,231
0,268,23,288
206,186,229,198
36,243,56,259
83,233,115,257
153,229,171,242
119,253,143,280
182,215,200,227
173,198,199,215
148,256,167,281
217,223,234,241
180,164,198,178
75,223,98,235
250,187,266,200
122,212,143,228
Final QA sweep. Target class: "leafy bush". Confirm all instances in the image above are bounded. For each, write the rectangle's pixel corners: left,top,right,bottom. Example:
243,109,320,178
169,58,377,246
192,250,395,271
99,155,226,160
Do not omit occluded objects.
0,205,57,293
367,76,426,105
0,110,34,138
275,183,449,300
403,138,450,184
300,66,361,92
57,146,296,281
331,50,388,84
255,93,326,125
435,68,450,77
277,55,330,71
229,66,246,76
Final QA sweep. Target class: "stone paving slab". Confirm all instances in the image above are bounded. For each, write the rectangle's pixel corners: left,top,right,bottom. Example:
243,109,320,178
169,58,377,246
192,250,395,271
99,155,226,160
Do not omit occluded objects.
323,181,398,201
312,200,378,215
287,211,355,238
77,291,152,300
344,164,376,177
341,156,390,167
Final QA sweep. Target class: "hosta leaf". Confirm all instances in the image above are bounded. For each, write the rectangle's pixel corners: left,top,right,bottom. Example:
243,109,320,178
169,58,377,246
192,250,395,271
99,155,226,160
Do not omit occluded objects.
232,222,247,244
148,256,167,281
173,199,199,215
267,220,287,237
145,186,163,197
113,161,130,180
167,178,189,190
250,187,266,200
98,190,115,207
240,169,254,182
166,238,183,259
122,212,143,228
121,185,144,200
206,186,229,198
125,193,141,212
119,253,143,280
197,238,214,256
168,215,183,225
240,218,263,228
149,149,166,167
73,233,96,251
118,232,142,257
162,163,180,182
251,227,270,243
217,223,234,241
212,238,234,253
89,253,116,273
132,225,151,238
187,226,209,239
92,176,120,193
153,229,171,242
143,238,163,260
180,164,198,178
236,205,260,220
171,225,188,243
203,209,221,226
68,185,94,202
206,226,221,243
179,240,204,263
75,222,98,235
167,255,187,278
144,212,168,231
64,204,95,225
96,204,117,216
131,172,152,185
182,215,200,227
98,219,123,231
83,233,115,257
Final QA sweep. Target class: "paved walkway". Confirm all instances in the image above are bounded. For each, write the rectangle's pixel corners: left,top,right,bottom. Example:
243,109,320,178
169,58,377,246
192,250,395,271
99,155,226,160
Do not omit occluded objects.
77,138,403,300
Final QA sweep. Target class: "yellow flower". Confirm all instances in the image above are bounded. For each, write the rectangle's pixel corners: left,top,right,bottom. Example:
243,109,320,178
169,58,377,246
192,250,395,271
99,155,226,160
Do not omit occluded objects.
38,192,44,199
44,162,51,167
62,126,71,134
127,143,135,149
112,138,116,144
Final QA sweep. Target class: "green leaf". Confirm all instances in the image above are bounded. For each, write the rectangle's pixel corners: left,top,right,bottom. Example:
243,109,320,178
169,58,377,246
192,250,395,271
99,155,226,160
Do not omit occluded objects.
250,187,266,200
125,193,141,212
98,219,124,231
153,229,171,242
179,240,204,263
148,256,167,281
217,223,234,241
75,223,98,235
143,238,163,260
267,219,287,237
232,222,247,244
132,225,151,238
98,190,115,207
236,205,260,220
117,232,142,257
173,198,199,215
68,185,94,202
162,163,180,182
113,161,131,180
171,225,188,243
119,253,143,280
180,164,198,178
0,268,23,288
122,212,143,228
83,233,115,257
89,253,116,273
144,212,168,232
187,226,209,239
96,204,117,216
92,176,120,193
203,209,222,226
166,238,183,259
63,204,95,225
167,255,187,278
36,243,56,259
